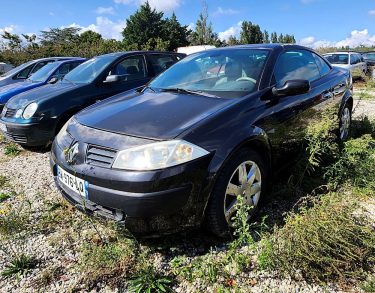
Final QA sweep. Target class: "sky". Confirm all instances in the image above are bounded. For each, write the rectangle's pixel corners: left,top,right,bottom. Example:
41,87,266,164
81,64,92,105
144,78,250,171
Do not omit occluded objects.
0,0,374,48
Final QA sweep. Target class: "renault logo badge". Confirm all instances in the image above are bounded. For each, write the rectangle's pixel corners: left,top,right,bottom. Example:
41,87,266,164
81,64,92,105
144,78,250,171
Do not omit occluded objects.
66,142,79,165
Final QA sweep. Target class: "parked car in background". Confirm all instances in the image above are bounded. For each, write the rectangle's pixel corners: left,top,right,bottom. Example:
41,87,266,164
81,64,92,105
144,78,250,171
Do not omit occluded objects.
0,62,14,75
323,52,367,79
0,58,85,112
0,51,185,147
50,44,353,237
362,51,375,67
0,57,79,88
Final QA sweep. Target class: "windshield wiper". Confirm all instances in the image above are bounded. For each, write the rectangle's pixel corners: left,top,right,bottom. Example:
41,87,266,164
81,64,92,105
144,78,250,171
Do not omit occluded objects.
140,85,156,93
160,88,219,98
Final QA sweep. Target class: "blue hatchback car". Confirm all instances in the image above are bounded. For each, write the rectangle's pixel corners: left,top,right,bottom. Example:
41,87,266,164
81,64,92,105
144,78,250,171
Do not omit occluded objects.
0,58,85,111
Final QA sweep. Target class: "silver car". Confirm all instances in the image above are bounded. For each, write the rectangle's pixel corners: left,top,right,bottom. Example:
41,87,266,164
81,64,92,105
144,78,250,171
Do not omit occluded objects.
0,57,78,88
323,52,367,79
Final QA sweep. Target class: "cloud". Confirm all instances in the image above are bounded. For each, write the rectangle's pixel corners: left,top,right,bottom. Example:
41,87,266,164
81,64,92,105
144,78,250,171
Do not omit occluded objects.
114,0,181,12
187,22,195,31
218,21,242,41
0,25,18,36
369,10,375,16
213,7,239,16
95,6,115,15
49,12,55,16
65,17,126,40
299,29,375,48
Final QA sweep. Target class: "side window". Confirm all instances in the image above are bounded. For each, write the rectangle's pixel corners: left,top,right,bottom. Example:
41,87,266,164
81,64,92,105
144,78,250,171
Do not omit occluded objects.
313,53,331,77
16,65,34,79
350,54,358,65
30,61,53,75
57,63,71,75
69,62,81,71
148,54,176,75
112,55,146,81
273,50,321,85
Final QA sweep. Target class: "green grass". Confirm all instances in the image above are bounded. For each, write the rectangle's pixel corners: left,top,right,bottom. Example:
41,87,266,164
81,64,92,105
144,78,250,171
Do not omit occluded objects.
1,254,36,277
0,192,11,203
128,266,172,293
4,143,21,156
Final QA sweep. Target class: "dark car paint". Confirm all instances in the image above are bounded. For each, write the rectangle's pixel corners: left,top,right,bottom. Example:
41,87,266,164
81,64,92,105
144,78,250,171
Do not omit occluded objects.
1,51,185,146
50,44,353,235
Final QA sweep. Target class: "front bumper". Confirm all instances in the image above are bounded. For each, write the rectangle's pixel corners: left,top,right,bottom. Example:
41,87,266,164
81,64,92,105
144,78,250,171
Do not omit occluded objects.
0,119,53,146
50,140,212,235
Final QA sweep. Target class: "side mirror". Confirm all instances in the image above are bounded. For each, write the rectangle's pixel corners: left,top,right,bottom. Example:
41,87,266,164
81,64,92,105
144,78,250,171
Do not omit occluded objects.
272,80,310,97
103,75,120,84
48,77,58,84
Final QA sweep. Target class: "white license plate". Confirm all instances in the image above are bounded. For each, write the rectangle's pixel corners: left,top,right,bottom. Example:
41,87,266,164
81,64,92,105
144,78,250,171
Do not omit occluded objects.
0,122,6,133
57,166,88,198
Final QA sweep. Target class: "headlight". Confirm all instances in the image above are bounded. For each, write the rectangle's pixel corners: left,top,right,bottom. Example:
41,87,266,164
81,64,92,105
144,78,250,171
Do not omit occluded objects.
55,117,72,145
15,109,23,118
22,102,38,119
112,140,209,171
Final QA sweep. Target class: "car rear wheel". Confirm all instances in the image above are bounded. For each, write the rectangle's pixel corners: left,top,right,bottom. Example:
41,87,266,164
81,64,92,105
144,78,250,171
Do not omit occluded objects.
339,104,351,141
205,148,268,237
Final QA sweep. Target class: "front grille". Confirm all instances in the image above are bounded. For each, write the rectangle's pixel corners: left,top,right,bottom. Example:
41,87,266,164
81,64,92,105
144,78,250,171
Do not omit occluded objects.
4,108,16,118
86,145,117,168
4,132,27,144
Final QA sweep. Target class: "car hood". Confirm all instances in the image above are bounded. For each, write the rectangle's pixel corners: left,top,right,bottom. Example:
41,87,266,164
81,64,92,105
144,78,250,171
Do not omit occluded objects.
333,64,350,69
0,81,43,102
6,82,81,109
76,91,234,140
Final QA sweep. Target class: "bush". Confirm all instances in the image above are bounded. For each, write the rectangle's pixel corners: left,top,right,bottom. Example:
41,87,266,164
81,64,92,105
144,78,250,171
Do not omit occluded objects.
258,191,375,281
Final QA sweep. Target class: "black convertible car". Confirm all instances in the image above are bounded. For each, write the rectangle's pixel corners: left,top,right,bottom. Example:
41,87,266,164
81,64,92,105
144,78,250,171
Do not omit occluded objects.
0,51,184,147
50,44,353,237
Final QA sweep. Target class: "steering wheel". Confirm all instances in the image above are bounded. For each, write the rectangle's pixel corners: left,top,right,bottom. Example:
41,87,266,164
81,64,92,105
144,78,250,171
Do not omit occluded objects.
236,76,257,83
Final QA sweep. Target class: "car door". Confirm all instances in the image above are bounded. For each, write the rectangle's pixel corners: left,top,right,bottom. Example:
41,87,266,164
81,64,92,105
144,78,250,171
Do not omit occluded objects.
258,49,336,169
95,54,151,100
350,54,360,77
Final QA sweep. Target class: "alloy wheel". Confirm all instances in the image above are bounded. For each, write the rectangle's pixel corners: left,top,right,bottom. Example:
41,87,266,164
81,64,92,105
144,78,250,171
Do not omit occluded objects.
224,160,262,225
340,107,351,140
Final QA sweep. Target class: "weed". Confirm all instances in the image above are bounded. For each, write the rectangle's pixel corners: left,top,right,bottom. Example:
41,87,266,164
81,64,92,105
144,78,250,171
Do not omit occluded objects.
0,198,31,235
0,175,8,187
361,275,375,292
1,254,36,278
258,191,375,281
128,266,172,293
0,192,11,203
4,143,21,156
324,134,375,190
79,237,138,288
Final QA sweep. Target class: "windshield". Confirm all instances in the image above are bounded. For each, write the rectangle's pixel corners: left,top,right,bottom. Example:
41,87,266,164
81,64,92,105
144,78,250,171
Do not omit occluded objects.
149,49,270,98
364,53,375,60
28,62,58,82
324,54,349,65
62,56,113,84
0,60,34,77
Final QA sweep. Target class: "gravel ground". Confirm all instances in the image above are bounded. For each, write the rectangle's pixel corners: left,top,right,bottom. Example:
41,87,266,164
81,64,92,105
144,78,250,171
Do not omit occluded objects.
0,87,374,293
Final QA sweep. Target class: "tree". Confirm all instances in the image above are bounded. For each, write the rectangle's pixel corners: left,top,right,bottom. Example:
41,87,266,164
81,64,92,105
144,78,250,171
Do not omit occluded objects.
163,13,190,51
189,1,219,46
79,30,103,44
39,27,81,45
271,32,278,43
122,1,165,50
227,35,240,46
263,30,270,44
278,33,284,43
240,21,263,44
1,31,22,50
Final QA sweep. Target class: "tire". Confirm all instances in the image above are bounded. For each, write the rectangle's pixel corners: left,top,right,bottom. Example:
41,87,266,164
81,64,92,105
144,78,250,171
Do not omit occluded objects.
204,148,269,237
339,104,352,141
